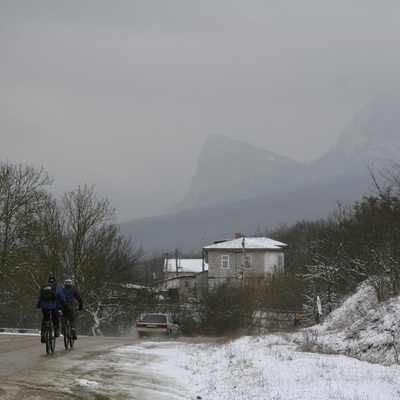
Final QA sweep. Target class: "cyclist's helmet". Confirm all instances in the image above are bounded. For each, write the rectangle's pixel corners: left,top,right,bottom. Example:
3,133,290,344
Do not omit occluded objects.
64,279,73,286
48,276,57,284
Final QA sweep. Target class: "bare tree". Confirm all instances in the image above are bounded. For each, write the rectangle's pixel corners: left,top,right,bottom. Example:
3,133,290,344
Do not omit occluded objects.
0,162,53,326
54,184,144,334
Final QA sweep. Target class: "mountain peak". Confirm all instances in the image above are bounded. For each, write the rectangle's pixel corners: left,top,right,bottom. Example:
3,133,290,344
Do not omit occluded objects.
311,94,400,176
123,97,400,253
330,94,400,159
200,134,297,164
170,135,306,212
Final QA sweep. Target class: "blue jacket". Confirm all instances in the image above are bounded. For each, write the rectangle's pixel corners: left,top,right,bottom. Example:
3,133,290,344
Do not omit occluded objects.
62,286,84,308
38,284,66,310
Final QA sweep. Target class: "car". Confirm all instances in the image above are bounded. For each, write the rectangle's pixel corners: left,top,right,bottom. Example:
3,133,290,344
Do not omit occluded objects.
135,313,180,338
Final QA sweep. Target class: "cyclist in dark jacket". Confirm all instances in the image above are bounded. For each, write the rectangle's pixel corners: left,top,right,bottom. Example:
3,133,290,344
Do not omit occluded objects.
37,276,66,343
61,278,84,340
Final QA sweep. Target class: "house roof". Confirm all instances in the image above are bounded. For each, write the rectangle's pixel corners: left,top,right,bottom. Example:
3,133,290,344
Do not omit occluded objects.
163,258,208,273
203,237,287,250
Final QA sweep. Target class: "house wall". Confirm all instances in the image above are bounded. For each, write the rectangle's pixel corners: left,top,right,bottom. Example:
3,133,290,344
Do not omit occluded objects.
207,251,239,279
178,276,197,299
195,270,209,288
165,271,179,280
161,276,200,300
262,252,284,274
207,249,284,285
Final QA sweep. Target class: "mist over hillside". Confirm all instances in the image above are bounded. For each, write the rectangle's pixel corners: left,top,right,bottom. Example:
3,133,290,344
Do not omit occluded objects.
169,135,309,212
312,94,400,177
120,96,400,255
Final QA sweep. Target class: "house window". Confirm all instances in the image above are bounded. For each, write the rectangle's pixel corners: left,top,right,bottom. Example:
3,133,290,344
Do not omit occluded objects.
221,255,230,269
244,254,252,269
185,281,189,287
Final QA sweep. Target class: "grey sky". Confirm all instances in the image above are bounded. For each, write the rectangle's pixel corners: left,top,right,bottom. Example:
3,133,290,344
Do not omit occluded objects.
1,1,400,221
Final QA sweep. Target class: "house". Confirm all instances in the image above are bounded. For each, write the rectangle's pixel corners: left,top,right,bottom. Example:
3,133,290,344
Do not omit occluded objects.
203,233,287,287
163,258,208,280
153,233,287,301
153,258,209,301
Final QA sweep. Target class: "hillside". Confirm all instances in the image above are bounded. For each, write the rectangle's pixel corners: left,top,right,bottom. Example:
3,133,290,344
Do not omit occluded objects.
169,134,309,212
312,94,400,177
120,173,369,254
120,95,400,254
292,281,400,366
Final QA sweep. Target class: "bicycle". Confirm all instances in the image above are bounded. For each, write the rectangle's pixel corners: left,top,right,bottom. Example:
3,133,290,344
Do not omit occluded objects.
62,308,75,349
44,317,56,354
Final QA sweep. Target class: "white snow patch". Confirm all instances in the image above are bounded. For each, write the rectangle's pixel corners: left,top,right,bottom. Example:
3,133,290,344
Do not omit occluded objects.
73,379,100,388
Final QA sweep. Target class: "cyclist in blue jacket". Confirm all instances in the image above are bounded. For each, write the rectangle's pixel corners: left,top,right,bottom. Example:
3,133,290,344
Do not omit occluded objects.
37,276,66,343
61,278,84,340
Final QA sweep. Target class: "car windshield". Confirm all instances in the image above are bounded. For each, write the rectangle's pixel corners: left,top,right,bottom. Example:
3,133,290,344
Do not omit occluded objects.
141,314,167,323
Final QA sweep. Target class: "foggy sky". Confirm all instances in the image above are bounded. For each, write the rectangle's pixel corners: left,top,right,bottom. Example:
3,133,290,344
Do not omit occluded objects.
1,0,400,221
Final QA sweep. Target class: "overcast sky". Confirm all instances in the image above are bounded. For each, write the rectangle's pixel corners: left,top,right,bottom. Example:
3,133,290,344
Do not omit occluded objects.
1,1,400,222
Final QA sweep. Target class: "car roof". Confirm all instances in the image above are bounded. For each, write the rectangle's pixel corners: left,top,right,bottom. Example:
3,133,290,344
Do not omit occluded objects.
144,313,167,315
140,313,169,322
142,313,169,317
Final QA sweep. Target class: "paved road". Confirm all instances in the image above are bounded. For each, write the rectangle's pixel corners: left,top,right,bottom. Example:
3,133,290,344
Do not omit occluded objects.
0,335,46,379
0,334,139,399
0,334,208,399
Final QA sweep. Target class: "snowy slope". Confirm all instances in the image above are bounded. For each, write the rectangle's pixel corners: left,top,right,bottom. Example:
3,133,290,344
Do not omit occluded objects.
293,281,400,366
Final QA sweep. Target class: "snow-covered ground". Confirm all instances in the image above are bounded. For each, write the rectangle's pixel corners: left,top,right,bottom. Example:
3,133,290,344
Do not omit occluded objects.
73,334,399,400
70,283,400,399
4,282,400,399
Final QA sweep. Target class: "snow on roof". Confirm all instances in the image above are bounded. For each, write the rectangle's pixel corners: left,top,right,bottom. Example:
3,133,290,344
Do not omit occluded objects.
203,237,287,250
164,258,208,273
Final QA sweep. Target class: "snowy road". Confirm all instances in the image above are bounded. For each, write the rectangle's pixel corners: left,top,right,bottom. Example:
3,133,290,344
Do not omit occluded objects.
0,335,45,379
0,334,187,399
2,328,400,400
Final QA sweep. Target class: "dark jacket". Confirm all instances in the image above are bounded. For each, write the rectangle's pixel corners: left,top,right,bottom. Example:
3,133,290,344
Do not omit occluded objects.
38,284,66,310
62,286,84,309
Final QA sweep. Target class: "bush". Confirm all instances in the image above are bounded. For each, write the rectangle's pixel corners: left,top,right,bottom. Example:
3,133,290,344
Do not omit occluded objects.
193,283,254,335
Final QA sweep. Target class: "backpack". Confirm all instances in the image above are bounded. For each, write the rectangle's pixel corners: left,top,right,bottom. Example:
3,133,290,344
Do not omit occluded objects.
40,283,57,301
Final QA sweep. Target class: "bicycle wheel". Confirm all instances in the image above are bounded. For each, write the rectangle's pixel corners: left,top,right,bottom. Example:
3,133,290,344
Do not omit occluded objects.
45,327,51,354
64,321,70,349
50,327,56,353
69,326,75,348
45,324,55,354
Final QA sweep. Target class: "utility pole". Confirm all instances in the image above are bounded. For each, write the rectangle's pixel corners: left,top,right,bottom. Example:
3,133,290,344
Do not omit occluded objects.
240,236,246,279
165,253,170,279
175,248,179,276
202,238,205,272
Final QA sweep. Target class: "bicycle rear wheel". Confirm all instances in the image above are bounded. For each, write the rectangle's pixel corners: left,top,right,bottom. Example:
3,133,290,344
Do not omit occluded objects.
64,321,71,349
45,328,51,354
50,331,56,352
70,328,75,348
45,325,55,354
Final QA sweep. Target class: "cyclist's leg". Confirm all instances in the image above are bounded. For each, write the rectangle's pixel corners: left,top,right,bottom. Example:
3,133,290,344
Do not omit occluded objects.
69,306,76,328
63,315,70,349
61,308,68,335
51,309,60,337
69,306,77,339
41,309,50,343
